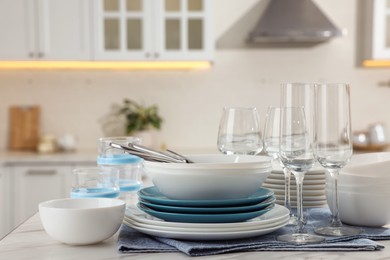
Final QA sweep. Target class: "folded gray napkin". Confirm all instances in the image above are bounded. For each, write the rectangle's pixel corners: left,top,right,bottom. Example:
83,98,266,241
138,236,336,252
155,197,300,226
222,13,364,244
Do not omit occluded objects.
117,207,388,257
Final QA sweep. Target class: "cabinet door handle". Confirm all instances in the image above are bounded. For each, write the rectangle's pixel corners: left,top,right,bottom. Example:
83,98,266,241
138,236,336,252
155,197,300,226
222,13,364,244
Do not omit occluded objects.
29,52,35,58
37,52,44,58
154,53,159,58
145,52,151,58
26,170,57,175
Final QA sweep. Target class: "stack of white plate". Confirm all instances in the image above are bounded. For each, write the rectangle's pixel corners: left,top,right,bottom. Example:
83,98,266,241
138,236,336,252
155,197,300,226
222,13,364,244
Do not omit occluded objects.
263,166,327,208
123,186,290,240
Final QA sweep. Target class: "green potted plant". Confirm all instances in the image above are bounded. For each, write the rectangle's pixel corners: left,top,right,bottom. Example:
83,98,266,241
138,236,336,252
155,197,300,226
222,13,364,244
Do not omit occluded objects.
118,99,163,135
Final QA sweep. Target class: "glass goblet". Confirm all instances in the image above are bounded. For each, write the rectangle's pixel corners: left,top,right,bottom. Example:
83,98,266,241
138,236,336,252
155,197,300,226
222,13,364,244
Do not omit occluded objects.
263,106,296,224
313,83,361,236
217,107,263,155
276,107,324,244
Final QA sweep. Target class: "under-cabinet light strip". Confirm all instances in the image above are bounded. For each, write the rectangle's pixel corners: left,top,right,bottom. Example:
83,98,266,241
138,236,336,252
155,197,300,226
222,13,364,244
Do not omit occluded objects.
0,61,211,70
362,60,390,67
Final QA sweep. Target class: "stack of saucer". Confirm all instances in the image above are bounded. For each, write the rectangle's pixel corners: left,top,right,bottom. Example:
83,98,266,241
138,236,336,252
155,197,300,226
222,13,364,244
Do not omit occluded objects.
263,166,327,208
123,186,290,240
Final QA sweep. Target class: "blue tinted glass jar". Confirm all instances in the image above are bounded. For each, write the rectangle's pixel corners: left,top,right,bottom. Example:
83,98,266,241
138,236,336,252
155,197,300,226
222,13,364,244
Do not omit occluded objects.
98,137,143,204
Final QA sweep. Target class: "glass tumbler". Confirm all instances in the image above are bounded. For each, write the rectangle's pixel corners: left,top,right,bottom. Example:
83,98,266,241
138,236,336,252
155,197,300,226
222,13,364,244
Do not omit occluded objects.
98,136,143,205
71,167,120,198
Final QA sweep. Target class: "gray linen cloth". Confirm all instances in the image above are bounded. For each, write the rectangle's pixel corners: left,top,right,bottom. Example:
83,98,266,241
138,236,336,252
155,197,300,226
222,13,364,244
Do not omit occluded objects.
117,207,388,257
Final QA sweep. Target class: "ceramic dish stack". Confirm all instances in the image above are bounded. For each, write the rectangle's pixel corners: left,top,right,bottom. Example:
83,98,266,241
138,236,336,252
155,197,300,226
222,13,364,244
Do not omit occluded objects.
326,152,390,227
122,186,290,240
263,165,327,208
122,154,290,240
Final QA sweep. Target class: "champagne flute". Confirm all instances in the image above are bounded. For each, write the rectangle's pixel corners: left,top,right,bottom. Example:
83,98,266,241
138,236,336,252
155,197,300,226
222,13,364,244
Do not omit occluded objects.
217,107,263,155
280,83,316,220
313,83,361,236
276,107,324,244
263,106,296,224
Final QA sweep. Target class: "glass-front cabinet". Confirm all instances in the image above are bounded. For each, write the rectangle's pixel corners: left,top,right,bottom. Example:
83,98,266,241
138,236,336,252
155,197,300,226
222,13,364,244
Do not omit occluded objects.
93,0,213,61
369,0,390,59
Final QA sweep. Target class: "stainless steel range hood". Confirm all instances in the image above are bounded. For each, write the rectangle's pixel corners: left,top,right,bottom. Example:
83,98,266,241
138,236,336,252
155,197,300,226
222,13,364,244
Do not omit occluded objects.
248,0,344,43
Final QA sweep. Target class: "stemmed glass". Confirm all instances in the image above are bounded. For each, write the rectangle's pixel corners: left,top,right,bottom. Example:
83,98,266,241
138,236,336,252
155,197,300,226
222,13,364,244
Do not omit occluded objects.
217,107,263,155
263,106,296,224
313,83,361,236
276,107,324,244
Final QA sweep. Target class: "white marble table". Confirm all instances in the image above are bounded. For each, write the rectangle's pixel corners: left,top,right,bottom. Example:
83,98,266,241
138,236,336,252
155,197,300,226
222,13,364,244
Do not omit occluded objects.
1,213,390,259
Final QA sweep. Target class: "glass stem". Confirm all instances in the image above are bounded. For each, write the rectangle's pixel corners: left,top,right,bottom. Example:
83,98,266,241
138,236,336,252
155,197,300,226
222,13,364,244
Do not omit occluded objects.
329,169,342,227
283,167,292,212
294,173,305,233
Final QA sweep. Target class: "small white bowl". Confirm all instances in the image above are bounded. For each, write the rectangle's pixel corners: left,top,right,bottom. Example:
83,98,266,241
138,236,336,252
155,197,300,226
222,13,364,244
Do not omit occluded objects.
326,188,390,227
39,198,125,245
144,154,272,200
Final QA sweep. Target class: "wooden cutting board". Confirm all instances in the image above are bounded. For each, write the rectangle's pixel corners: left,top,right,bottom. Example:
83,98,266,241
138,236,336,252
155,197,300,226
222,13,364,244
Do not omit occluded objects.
9,106,40,150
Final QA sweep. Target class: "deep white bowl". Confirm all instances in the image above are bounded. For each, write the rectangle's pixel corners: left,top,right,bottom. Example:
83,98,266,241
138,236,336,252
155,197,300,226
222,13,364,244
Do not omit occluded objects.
144,154,272,200
326,188,390,227
326,173,390,189
39,198,125,245
346,152,390,168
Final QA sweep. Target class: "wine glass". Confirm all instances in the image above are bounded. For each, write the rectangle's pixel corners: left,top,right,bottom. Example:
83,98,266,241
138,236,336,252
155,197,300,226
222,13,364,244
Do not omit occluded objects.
217,107,263,155
280,83,316,141
263,106,296,224
276,107,324,244
313,83,361,236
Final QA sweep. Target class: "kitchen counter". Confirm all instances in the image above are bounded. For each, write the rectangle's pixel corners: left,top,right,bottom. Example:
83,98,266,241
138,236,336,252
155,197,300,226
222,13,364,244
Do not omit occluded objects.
0,150,97,165
1,213,390,259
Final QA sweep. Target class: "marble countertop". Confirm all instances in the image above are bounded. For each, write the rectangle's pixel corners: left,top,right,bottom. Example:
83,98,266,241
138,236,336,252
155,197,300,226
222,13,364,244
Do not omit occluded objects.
1,213,390,259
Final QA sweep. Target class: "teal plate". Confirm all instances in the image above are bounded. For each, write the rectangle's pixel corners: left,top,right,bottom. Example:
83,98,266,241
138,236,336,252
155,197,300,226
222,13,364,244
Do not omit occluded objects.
139,196,276,214
137,203,275,223
137,186,274,207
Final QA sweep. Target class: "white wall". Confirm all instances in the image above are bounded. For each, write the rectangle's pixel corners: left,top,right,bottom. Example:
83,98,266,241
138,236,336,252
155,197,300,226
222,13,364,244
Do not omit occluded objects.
1,0,390,152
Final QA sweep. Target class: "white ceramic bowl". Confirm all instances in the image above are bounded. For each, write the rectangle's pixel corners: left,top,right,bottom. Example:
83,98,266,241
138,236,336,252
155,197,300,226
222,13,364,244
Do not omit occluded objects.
39,198,125,245
326,188,390,227
144,154,272,200
347,152,390,168
326,173,390,189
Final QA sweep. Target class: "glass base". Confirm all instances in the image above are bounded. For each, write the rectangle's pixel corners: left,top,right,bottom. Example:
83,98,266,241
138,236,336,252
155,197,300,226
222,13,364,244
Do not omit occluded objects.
315,226,362,237
286,215,298,226
277,233,325,244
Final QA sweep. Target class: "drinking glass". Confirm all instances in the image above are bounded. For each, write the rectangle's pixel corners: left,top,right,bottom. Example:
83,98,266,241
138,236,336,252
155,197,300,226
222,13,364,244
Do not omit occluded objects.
98,137,143,205
263,106,296,224
71,167,120,199
217,107,263,155
280,83,316,141
276,107,324,244
313,83,361,236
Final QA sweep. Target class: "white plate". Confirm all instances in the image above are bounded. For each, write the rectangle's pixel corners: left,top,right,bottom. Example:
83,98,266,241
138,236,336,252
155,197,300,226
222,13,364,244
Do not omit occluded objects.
268,172,326,180
124,215,290,233
272,164,325,174
271,188,325,196
125,204,289,229
123,219,289,240
265,178,325,185
263,183,326,190
274,194,326,201
275,200,327,207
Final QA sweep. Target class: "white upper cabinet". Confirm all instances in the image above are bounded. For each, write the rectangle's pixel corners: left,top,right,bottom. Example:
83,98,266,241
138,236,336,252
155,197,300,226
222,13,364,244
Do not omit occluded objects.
93,0,214,61
0,0,91,60
370,0,390,59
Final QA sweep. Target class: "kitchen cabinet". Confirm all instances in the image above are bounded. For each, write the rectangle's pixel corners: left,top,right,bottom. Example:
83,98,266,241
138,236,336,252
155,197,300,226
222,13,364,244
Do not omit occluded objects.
0,0,91,60
1,159,96,238
366,0,390,59
0,166,10,239
93,0,214,61
8,165,73,228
